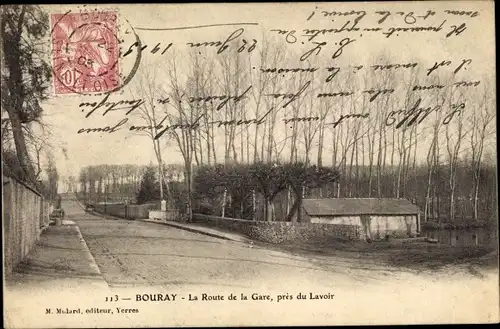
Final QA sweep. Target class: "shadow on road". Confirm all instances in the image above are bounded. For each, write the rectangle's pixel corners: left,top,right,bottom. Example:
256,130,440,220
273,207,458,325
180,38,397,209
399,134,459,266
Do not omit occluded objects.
80,233,228,246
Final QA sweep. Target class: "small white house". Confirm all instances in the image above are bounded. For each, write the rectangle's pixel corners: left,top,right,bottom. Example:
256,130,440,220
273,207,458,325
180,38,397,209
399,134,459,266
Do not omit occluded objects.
302,198,421,241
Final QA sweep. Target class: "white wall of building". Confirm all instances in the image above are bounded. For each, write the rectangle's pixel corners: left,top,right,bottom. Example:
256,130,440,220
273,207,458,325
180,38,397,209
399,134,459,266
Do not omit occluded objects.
309,215,418,240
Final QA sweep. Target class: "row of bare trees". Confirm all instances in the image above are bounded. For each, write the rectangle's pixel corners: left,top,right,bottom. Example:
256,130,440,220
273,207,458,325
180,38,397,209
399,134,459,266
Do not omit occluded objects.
124,32,495,223
1,6,494,225
77,163,185,203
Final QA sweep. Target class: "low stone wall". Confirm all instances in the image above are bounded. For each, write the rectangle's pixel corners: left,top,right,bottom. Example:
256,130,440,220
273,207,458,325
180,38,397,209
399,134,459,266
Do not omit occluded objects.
192,214,360,244
93,203,157,219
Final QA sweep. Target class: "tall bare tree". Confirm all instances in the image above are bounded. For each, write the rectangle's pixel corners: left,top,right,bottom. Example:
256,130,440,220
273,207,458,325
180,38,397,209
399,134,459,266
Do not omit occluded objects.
130,62,171,201
467,80,495,220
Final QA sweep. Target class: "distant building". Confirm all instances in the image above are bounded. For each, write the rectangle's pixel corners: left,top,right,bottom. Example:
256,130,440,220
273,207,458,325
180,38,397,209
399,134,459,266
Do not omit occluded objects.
302,198,421,241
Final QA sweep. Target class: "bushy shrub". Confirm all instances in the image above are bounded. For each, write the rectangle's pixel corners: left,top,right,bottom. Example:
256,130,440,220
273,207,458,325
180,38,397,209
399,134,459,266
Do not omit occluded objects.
136,166,158,204
169,181,188,213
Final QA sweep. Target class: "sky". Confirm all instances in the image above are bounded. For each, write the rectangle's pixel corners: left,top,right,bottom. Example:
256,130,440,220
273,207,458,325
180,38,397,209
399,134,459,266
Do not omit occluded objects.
38,2,496,179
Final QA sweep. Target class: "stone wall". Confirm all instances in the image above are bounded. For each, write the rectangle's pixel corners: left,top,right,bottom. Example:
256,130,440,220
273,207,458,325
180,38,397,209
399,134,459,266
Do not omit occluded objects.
93,203,182,221
192,214,360,244
93,203,157,219
3,175,50,275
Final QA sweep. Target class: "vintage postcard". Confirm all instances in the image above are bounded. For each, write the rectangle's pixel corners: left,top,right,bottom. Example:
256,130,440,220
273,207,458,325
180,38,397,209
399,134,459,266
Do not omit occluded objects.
2,1,498,327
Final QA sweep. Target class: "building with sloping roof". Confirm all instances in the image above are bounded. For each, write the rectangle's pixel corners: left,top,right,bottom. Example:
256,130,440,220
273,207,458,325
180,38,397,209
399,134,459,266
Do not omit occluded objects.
302,198,421,241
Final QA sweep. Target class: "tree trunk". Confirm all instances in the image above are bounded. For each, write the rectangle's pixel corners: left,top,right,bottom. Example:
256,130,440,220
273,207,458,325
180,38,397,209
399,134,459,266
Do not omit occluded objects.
348,142,355,197
424,137,436,223
391,127,396,196
3,6,36,183
286,186,304,222
252,189,256,220
317,126,324,167
286,197,299,222
473,171,480,220
97,178,102,202
264,197,271,222
222,188,227,217
185,164,193,221
8,114,36,182
286,187,291,215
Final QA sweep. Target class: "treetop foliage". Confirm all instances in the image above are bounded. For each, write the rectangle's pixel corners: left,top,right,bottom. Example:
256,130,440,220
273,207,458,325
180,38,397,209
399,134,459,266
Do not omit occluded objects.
193,162,340,220
2,5,51,123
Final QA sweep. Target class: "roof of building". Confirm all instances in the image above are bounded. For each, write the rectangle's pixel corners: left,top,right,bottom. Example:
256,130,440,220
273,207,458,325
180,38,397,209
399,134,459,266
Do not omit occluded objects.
302,198,421,216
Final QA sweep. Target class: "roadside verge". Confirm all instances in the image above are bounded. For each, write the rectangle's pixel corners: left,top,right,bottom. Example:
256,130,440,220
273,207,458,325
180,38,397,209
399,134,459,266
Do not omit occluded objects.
161,220,252,244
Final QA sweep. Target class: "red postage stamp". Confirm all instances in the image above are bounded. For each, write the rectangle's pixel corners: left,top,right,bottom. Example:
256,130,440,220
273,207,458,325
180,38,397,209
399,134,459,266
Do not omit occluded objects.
51,11,120,94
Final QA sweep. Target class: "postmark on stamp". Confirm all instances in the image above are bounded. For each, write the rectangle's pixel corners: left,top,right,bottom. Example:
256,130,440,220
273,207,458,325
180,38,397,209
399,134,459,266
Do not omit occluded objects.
50,11,120,95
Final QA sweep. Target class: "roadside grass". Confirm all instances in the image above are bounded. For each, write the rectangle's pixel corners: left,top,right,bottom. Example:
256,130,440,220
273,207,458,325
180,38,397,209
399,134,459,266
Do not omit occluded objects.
177,220,498,272
383,244,497,269
255,239,498,271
